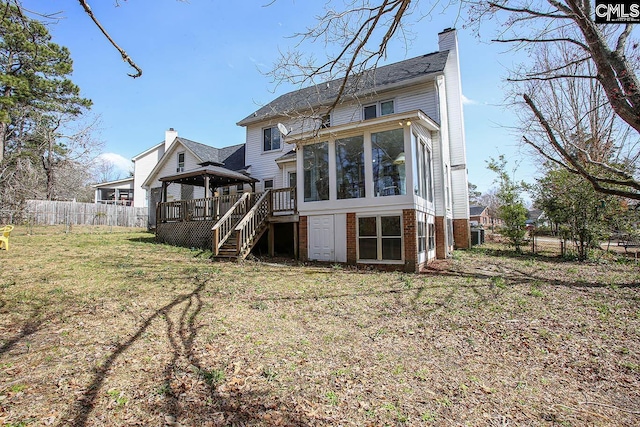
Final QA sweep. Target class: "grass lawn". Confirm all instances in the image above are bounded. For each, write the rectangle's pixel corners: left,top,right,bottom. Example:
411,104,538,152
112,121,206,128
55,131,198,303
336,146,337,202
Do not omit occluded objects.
0,226,639,426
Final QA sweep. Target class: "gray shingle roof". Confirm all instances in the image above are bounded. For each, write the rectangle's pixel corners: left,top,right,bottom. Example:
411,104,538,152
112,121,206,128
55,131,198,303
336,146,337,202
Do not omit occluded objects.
179,138,246,171
237,50,450,126
469,206,487,216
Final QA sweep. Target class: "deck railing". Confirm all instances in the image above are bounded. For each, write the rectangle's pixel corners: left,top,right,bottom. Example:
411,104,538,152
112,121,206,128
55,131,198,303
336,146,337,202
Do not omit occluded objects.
212,193,251,255
235,190,271,258
271,187,296,214
157,194,243,223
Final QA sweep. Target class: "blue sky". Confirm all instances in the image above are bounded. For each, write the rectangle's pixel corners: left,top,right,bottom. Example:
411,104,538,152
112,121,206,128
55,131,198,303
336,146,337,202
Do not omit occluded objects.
24,0,537,194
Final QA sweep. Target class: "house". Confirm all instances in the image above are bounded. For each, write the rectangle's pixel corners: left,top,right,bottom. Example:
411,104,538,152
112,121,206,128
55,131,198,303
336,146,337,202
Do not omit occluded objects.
526,209,547,227
116,27,470,272
92,177,134,205
469,205,489,227
140,130,254,231
469,205,504,229
232,27,470,271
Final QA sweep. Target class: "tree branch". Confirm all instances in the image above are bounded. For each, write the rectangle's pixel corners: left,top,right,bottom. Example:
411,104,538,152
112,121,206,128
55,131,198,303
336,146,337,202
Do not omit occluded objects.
523,93,640,199
77,0,142,78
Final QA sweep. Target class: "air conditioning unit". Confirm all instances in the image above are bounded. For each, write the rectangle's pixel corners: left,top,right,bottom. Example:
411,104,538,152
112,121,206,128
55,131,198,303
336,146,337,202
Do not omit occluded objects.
176,167,184,172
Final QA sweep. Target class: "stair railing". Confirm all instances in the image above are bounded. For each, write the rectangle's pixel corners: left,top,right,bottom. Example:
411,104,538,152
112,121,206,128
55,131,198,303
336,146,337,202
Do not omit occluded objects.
234,190,271,258
212,192,250,255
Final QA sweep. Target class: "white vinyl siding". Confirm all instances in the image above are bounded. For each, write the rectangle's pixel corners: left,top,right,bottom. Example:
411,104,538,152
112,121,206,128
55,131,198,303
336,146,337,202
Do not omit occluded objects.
245,125,296,189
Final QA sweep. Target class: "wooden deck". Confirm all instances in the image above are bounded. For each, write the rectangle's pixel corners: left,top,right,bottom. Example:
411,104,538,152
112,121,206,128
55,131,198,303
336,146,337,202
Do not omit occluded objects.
155,188,297,256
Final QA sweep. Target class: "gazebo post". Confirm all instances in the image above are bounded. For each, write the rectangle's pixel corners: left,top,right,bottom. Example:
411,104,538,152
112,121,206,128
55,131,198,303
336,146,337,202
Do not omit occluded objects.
204,175,211,219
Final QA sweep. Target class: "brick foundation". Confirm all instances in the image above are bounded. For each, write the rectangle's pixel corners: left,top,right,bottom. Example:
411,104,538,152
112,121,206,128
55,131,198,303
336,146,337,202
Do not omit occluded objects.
346,213,356,264
453,218,470,249
299,215,308,261
403,209,417,273
435,216,446,259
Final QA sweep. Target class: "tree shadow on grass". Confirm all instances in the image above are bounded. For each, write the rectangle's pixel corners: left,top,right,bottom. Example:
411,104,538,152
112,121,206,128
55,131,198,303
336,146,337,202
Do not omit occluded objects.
126,236,157,244
0,309,47,356
64,277,311,427
0,295,62,357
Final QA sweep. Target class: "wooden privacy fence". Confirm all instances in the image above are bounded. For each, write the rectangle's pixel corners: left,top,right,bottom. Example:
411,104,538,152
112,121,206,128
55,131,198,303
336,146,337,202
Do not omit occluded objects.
25,200,148,228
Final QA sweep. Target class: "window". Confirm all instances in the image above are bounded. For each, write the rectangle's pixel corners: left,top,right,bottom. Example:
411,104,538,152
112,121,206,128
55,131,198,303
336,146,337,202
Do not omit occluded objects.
428,223,435,251
177,152,185,172
380,100,394,116
263,127,282,152
412,133,434,202
358,215,402,261
222,187,230,196
288,171,297,188
264,179,274,190
418,220,426,253
363,100,394,120
372,128,406,196
336,135,365,199
236,183,244,192
364,104,377,120
303,142,329,202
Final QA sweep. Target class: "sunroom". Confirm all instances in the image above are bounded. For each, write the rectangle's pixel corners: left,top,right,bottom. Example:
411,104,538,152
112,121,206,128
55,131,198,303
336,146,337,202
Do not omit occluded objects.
289,109,449,272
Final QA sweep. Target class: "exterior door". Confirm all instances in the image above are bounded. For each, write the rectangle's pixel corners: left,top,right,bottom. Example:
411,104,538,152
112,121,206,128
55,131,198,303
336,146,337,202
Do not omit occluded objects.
308,215,334,261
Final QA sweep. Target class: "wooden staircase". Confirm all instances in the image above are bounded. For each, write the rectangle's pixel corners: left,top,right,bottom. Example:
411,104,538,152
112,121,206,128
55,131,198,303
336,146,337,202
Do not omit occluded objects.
212,191,272,261
216,230,240,259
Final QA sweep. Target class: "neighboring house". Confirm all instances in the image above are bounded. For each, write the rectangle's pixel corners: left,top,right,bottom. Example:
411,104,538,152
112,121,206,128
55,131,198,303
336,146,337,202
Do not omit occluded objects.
469,205,490,227
92,177,134,205
526,209,547,227
235,27,470,271
141,129,252,228
470,205,503,229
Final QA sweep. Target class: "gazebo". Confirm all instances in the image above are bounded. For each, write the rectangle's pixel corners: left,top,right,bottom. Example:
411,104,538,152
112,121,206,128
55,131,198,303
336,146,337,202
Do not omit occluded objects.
158,161,257,202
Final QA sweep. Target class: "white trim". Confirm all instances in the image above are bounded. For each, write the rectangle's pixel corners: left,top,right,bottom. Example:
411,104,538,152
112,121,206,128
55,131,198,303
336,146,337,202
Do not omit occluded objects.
132,142,164,161
91,177,134,189
287,109,439,146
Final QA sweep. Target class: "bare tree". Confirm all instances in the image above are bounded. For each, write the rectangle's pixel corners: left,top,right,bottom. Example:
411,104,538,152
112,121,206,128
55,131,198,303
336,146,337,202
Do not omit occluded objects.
511,39,639,199
468,0,640,199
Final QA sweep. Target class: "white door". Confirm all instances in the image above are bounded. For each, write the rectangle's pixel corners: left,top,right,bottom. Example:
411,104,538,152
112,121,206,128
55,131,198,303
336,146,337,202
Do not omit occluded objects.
308,215,334,261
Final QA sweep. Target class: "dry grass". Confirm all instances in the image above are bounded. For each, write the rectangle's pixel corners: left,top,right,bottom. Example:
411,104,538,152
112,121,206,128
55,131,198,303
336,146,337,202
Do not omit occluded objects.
0,226,639,427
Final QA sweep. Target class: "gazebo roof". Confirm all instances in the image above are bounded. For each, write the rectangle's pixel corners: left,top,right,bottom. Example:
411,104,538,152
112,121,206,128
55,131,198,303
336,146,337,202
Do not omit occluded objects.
159,165,258,188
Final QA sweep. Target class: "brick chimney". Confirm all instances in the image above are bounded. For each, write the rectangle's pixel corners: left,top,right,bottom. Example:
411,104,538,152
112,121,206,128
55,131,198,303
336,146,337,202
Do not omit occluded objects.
165,128,178,151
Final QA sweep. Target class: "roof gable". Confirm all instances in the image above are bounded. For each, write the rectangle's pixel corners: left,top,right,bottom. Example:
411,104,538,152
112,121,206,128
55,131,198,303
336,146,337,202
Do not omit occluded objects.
142,137,246,188
238,50,449,126
469,205,487,216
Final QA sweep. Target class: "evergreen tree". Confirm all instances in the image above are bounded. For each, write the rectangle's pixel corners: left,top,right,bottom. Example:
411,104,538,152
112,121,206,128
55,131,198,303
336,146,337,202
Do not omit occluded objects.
0,2,91,161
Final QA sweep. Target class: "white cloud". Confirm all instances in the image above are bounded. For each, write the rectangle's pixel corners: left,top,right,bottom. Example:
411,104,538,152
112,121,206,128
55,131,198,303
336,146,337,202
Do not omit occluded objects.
97,152,133,175
462,94,478,105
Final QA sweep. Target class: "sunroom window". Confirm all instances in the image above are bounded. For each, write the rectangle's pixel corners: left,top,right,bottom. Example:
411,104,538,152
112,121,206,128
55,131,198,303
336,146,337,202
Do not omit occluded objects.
336,135,365,199
303,142,329,202
372,128,406,196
